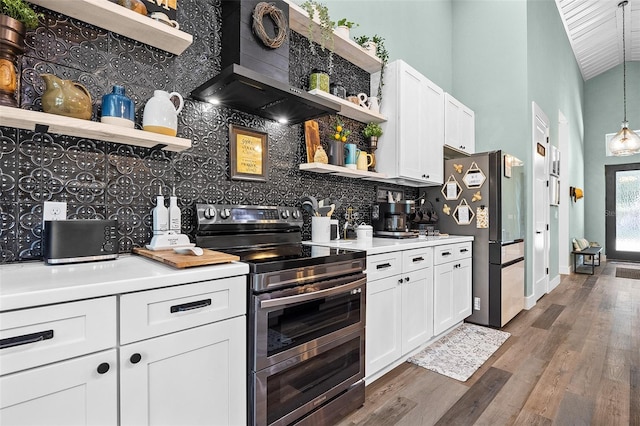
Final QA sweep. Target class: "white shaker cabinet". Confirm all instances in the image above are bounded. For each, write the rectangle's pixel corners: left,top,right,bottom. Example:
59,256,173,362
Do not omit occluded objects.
373,60,444,186
365,247,433,382
433,242,473,335
444,93,475,155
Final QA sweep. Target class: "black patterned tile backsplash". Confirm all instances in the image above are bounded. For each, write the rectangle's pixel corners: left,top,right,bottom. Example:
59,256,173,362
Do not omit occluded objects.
0,1,413,263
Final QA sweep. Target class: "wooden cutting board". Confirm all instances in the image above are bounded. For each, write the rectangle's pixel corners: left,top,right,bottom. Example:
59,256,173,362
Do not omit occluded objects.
133,247,240,269
304,120,320,162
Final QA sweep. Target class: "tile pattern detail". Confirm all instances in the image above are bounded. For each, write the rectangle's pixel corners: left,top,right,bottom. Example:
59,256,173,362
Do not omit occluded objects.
0,2,412,263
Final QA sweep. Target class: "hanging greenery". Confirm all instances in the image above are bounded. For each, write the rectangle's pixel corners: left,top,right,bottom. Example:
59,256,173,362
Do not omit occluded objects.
355,34,389,105
300,0,335,74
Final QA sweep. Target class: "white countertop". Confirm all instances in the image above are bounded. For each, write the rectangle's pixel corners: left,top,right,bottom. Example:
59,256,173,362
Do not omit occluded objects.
303,235,474,255
0,255,249,312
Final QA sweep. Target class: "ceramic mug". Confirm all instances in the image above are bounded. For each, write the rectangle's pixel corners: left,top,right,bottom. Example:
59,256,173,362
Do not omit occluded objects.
149,12,179,29
344,143,357,169
356,150,374,170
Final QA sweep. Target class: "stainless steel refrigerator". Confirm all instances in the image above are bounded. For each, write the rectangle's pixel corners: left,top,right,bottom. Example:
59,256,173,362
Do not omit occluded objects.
422,150,525,327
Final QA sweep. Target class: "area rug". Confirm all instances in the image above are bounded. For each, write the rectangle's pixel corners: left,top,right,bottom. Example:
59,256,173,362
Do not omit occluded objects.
407,323,510,382
616,267,640,280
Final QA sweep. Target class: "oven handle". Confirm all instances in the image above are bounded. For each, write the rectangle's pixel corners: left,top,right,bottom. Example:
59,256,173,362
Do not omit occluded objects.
260,277,366,309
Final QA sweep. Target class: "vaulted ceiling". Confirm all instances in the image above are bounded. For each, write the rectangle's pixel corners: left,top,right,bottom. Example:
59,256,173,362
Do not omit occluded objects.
555,0,640,81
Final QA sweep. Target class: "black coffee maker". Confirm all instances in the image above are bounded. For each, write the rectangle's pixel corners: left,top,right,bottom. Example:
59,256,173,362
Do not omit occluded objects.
372,201,417,238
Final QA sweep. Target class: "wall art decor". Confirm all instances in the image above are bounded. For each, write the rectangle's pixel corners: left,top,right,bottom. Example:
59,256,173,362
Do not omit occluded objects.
441,175,462,200
476,205,488,228
453,163,463,173
453,198,474,225
462,161,486,189
229,124,268,182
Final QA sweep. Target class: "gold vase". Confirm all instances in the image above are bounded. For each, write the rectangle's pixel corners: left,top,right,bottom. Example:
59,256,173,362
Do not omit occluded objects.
0,15,26,107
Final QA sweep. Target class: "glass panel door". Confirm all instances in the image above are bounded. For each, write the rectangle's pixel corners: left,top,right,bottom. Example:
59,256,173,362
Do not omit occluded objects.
605,163,640,261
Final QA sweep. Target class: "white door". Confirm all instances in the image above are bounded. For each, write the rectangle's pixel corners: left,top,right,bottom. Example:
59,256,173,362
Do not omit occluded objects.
532,102,549,301
433,263,454,335
401,269,433,354
120,316,246,426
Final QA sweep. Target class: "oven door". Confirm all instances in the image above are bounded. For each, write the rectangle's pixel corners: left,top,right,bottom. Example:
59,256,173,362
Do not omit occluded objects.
253,330,364,426
252,273,366,371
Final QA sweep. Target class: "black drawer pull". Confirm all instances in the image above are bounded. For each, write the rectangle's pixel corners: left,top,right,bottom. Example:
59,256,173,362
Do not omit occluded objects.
376,263,392,269
441,252,452,256
460,248,469,253
170,299,212,313
0,330,54,350
412,257,424,262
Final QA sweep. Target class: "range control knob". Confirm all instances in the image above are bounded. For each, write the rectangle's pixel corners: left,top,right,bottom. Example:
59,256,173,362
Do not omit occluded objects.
203,208,216,219
220,208,231,219
281,210,290,219
292,210,301,219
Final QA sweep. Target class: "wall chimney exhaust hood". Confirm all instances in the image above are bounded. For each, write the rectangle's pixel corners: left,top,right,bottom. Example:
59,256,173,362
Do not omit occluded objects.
190,64,339,125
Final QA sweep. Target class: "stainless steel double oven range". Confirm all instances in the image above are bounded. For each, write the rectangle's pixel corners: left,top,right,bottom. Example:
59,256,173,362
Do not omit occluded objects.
195,204,366,426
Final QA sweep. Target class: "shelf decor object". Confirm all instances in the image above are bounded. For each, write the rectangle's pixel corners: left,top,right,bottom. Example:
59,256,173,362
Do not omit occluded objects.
0,105,191,152
26,0,193,55
607,0,640,156
309,89,386,123
283,0,381,74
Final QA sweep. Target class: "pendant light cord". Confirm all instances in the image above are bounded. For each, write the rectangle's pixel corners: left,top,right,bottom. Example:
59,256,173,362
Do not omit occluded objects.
621,0,628,122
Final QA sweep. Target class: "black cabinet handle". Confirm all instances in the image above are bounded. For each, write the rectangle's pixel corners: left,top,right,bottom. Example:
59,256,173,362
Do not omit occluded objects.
170,299,212,313
130,353,142,364
460,248,469,253
398,279,403,284
97,363,110,374
441,252,452,256
376,263,391,269
404,277,410,282
412,257,424,262
0,330,54,350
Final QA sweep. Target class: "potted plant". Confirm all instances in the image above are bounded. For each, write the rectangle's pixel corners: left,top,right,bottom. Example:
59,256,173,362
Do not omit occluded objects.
301,1,335,73
327,117,351,166
362,122,383,150
355,34,389,105
335,18,357,39
0,0,42,107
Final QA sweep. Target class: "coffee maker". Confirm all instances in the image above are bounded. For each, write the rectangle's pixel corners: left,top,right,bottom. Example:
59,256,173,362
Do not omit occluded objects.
372,201,417,238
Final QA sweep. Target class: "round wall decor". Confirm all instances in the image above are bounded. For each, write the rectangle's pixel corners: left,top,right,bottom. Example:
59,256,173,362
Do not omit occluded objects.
253,2,288,49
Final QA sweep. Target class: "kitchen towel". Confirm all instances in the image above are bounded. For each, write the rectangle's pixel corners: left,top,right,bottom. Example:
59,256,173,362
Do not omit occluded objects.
407,323,510,382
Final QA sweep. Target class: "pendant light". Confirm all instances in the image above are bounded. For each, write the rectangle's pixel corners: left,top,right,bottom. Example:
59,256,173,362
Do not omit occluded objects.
608,0,640,156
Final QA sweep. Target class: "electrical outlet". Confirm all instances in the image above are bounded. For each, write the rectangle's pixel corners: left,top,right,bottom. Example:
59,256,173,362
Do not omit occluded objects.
474,297,481,311
43,201,67,224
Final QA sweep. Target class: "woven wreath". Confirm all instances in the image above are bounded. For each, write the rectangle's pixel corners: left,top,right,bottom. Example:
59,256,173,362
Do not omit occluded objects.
252,2,288,49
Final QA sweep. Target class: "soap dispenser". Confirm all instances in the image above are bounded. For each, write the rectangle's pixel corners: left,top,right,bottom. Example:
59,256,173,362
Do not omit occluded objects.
152,187,168,235
168,187,181,233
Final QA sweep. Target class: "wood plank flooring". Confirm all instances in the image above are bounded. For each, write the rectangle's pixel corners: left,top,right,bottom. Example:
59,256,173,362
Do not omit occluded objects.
336,261,640,425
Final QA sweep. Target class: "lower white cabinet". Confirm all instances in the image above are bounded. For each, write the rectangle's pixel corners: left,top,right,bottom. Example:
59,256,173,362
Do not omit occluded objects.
0,275,247,426
120,316,245,426
366,248,433,380
433,243,473,335
0,349,118,425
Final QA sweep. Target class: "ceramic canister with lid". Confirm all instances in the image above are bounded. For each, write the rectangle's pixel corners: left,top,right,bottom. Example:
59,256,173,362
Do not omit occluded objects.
101,85,135,128
356,223,373,241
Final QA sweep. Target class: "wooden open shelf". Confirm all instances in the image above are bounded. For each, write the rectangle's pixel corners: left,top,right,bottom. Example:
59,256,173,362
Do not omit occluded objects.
283,0,382,74
300,162,387,179
309,89,386,123
27,0,193,55
0,106,191,152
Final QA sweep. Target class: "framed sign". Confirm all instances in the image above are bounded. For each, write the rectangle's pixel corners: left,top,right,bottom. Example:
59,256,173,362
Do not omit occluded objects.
229,124,268,182
441,175,462,200
453,199,475,225
462,162,486,189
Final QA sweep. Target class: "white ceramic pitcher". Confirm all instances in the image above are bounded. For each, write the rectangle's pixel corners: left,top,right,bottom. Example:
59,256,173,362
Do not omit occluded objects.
142,90,184,136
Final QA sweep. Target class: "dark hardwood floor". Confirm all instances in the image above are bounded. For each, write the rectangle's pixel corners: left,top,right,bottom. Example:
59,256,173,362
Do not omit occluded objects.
337,260,640,425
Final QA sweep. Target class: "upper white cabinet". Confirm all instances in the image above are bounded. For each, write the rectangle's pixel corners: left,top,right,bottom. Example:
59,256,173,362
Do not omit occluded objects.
444,93,475,155
372,60,444,187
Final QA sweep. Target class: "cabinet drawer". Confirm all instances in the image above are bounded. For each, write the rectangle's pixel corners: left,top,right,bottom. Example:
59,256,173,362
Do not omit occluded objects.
402,247,432,273
454,242,472,260
120,276,246,344
434,244,457,265
366,251,402,282
0,297,116,375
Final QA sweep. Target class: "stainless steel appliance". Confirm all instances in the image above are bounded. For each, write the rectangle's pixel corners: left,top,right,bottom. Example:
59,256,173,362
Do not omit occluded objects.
371,201,417,238
424,150,525,327
195,204,366,426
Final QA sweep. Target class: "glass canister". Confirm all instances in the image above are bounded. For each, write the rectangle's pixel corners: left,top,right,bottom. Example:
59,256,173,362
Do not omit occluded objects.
309,69,329,92
330,81,346,99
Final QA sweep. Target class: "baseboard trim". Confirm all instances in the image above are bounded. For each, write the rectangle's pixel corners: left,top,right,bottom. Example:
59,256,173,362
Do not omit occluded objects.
549,275,561,292
524,294,536,310
559,265,571,275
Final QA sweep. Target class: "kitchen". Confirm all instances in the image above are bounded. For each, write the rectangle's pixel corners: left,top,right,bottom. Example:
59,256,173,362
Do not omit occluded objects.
0,0,637,424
